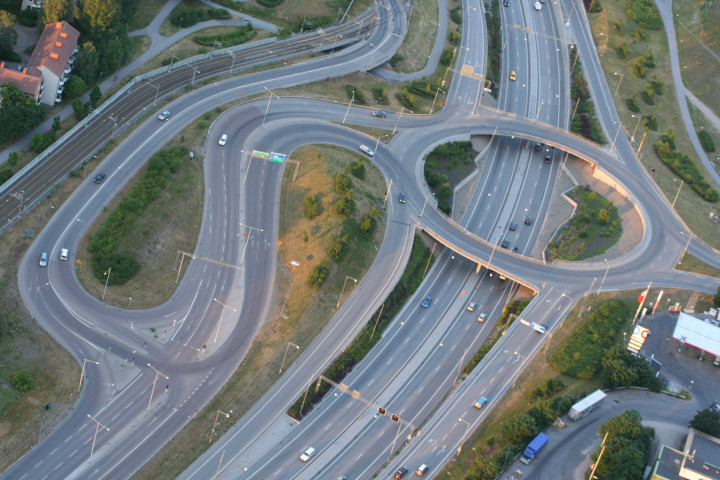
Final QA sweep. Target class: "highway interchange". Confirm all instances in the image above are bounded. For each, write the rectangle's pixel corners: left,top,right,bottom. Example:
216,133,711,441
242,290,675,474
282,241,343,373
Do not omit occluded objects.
3,0,720,479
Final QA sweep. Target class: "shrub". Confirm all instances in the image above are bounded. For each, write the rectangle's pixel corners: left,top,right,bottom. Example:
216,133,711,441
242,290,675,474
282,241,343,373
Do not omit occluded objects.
333,196,353,217
633,29,646,41
345,85,366,105
528,378,566,401
303,195,320,218
350,158,366,179
448,31,459,45
642,115,657,131
169,8,209,28
11,370,35,392
207,8,231,19
653,141,719,202
31,131,55,153
440,47,454,66
0,168,12,185
257,0,283,6
626,0,662,29
641,50,656,68
698,130,716,152
372,86,389,104
625,96,640,113
308,259,329,288
632,62,648,78
7,151,19,167
359,208,378,236
450,6,462,24
335,173,352,194
327,233,349,260
616,41,628,59
194,24,256,47
641,89,654,105
438,182,453,200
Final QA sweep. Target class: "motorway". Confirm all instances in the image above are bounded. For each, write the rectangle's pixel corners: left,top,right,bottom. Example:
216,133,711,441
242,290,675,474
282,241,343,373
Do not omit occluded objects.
4,0,720,479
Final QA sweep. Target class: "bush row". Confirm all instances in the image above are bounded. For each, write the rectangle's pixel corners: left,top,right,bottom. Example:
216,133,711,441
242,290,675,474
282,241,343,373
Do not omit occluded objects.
570,47,606,144
485,1,501,98
170,8,231,28
288,234,434,419
625,0,662,30
194,24,256,47
654,130,719,202
88,146,189,284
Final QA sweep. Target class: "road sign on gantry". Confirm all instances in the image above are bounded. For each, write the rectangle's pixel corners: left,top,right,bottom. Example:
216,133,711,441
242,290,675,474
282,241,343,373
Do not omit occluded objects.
269,152,286,163
251,150,270,159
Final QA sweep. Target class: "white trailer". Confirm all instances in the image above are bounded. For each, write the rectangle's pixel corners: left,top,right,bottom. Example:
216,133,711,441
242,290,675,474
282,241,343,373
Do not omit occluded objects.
568,390,607,420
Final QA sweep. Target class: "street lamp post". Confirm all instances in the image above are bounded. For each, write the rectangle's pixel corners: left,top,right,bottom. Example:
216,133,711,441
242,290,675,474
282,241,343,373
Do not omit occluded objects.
535,99,544,122
209,410,230,443
375,134,390,152
102,267,111,301
342,90,354,125
336,275,358,309
262,86,280,127
430,86,446,114
680,232,692,263
598,259,610,294
458,417,471,437
368,42,376,69
279,342,300,374
146,363,169,411
392,106,411,135
613,72,624,99
86,414,109,460
79,359,100,392
672,179,684,208
34,282,49,305
610,122,622,153
332,33,343,52
631,114,643,142
238,222,264,264
212,298,237,344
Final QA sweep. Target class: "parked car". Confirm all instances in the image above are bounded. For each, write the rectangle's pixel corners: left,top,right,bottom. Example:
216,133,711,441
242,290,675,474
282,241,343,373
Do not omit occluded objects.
421,296,432,308
394,467,408,479
158,110,171,121
372,110,387,118
218,134,228,146
39,252,48,267
398,193,407,204
93,173,106,184
467,302,477,312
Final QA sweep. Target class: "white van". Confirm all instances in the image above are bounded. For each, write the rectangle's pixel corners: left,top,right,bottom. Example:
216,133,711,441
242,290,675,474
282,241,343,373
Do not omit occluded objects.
359,144,375,157
299,447,316,462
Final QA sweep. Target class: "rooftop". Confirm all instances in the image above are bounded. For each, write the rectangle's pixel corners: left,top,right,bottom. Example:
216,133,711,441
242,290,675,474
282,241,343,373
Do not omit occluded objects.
27,21,80,78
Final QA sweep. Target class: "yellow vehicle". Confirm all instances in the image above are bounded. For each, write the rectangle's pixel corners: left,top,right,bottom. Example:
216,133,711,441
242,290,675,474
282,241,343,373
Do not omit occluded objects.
509,70,517,81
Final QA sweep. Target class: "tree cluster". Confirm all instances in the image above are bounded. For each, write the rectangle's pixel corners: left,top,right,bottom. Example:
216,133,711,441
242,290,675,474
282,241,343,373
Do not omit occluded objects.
0,83,46,143
591,410,655,480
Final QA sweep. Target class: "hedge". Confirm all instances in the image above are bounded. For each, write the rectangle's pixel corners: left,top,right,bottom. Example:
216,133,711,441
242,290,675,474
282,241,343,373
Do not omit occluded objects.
654,139,719,202
288,234,434,419
698,130,716,153
88,146,188,284
626,0,662,30
194,24,256,47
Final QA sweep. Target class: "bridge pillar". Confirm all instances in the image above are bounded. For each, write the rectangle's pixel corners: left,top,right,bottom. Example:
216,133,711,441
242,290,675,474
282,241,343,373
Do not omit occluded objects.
476,262,483,274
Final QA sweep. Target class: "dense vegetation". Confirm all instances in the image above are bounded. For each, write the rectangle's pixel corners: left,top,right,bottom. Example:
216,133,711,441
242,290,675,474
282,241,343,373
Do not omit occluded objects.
423,141,475,214
288,234,434,419
485,0,501,97
625,0,662,30
690,408,720,437
88,146,189,284
570,48,605,143
654,129,719,202
169,7,231,28
591,410,655,480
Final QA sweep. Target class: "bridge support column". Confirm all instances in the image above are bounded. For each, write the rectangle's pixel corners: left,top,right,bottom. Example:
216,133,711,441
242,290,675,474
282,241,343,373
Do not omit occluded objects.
476,262,483,274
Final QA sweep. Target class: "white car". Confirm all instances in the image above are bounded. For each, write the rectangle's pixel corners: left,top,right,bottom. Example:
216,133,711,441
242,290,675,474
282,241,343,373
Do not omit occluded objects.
299,447,315,462
158,110,171,121
39,252,48,267
218,134,228,146
60,248,69,261
534,1,542,10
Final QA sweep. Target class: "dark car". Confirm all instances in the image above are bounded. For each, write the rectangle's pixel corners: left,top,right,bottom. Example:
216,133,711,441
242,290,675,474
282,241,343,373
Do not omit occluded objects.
509,222,517,231
398,193,407,204
372,110,387,118
544,152,552,163
393,467,408,479
501,240,510,249
93,173,106,184
534,142,542,151
421,296,432,308
524,216,533,225
503,0,509,5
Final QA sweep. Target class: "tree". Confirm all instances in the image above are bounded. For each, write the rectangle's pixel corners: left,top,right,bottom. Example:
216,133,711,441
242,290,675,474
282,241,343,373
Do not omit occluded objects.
303,195,319,218
467,455,500,480
714,286,720,308
73,42,100,85
64,75,87,98
51,115,62,133
31,131,55,153
593,409,655,479
0,10,17,59
80,0,119,34
689,408,720,437
89,85,102,107
0,83,46,142
42,0,71,24
597,208,610,224
11,370,35,392
71,98,88,121
335,173,352,194
501,413,537,445
7,151,18,167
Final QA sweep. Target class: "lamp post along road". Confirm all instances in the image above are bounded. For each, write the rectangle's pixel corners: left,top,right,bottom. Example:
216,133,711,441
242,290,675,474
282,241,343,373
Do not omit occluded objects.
613,72,624,99
79,359,100,392
279,342,300,374
209,410,230,443
146,363,169,411
102,267,111,301
342,90,354,125
672,179,684,208
262,86,280,127
238,222,264,264
86,414,110,460
336,276,358,309
213,298,238,344
597,259,610,294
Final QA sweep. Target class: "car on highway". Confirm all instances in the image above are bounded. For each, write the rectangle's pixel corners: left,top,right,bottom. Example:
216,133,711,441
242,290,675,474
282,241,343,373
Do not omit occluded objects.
421,296,432,308
501,239,510,249
372,110,387,118
393,467,408,479
93,173,106,184
60,248,68,261
503,0,509,5
39,252,48,267
524,216,533,225
467,302,477,312
398,193,407,204
534,142,542,151
299,447,315,462
509,222,517,231
416,464,429,476
534,1,542,10
474,396,488,409
509,70,517,81
544,151,552,163
337,476,348,480
359,144,375,157
478,313,487,322
218,134,228,146
157,110,171,121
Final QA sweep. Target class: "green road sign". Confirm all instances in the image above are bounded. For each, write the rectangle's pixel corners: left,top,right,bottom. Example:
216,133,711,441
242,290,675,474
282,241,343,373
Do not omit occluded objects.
252,150,270,159
269,152,286,163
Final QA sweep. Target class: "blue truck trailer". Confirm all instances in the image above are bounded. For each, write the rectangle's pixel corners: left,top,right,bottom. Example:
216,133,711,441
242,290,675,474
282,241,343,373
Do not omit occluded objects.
520,432,549,464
